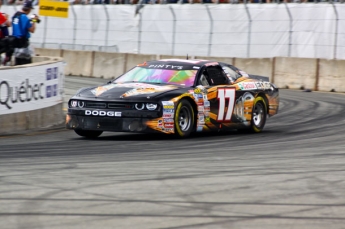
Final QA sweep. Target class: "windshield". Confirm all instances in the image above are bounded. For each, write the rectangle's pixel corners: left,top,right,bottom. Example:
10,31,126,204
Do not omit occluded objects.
114,67,198,87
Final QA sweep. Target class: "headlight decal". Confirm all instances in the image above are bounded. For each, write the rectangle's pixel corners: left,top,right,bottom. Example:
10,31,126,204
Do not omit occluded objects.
146,103,157,110
135,103,145,110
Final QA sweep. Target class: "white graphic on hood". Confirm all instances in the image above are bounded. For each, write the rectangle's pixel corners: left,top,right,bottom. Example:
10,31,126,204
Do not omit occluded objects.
91,83,177,97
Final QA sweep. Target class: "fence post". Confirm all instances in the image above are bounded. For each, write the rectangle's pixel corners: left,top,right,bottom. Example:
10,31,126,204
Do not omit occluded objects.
205,5,213,57
284,2,293,57
137,12,142,54
71,5,77,50
330,2,339,59
103,4,110,47
169,6,176,56
244,3,252,58
42,17,48,48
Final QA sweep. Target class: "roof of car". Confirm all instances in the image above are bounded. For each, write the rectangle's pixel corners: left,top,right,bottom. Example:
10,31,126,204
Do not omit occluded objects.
138,59,220,69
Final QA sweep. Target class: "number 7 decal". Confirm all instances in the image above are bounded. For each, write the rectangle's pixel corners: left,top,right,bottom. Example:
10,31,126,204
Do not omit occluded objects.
217,88,236,122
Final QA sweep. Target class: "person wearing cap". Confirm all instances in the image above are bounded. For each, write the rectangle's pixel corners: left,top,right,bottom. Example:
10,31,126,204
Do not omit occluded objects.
10,0,39,65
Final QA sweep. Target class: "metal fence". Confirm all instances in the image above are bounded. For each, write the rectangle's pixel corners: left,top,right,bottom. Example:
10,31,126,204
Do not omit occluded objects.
2,3,344,59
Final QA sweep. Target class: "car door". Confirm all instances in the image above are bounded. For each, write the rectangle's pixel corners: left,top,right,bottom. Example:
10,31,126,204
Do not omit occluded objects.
201,66,239,126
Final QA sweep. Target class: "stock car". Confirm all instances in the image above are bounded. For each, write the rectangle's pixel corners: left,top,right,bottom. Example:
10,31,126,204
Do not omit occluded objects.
66,59,279,138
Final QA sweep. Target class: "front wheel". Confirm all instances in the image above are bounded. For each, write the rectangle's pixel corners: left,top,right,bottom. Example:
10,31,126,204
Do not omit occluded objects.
250,96,267,133
238,96,267,133
74,129,103,138
174,99,195,138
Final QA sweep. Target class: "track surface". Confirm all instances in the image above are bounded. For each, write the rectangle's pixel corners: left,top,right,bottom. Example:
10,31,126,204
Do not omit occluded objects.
1,76,345,229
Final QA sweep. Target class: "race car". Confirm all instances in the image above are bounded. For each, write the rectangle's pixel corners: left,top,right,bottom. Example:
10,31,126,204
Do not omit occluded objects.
66,59,279,138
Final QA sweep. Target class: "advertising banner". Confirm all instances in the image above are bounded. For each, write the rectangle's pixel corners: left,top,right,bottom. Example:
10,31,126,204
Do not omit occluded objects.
39,0,69,18
0,62,64,115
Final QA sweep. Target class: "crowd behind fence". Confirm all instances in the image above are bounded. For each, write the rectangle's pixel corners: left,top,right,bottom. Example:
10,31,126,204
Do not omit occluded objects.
2,0,344,5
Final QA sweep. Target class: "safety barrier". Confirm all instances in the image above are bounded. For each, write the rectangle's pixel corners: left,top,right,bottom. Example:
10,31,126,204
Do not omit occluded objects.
0,56,65,136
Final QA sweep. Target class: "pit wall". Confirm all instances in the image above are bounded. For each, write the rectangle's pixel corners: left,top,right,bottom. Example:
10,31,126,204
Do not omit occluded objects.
35,48,345,93
0,57,65,136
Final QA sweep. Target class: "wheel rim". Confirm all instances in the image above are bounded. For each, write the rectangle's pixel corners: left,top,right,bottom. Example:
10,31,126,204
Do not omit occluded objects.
178,106,191,131
253,103,264,127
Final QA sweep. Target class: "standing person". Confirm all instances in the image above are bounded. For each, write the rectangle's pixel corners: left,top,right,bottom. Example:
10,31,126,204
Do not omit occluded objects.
0,0,12,65
11,0,40,65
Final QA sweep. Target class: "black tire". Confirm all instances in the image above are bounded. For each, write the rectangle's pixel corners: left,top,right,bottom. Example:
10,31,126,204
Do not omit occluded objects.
238,96,267,133
174,99,195,138
74,129,103,138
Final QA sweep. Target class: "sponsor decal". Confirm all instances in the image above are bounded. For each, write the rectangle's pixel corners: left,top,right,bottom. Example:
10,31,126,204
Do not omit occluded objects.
163,105,174,109
46,67,58,80
148,65,183,70
198,106,204,112
163,118,174,123
255,82,271,90
46,84,58,98
158,119,163,127
194,88,202,94
204,101,210,107
39,0,69,18
0,79,45,109
164,123,174,128
205,62,219,67
163,113,174,118
205,117,211,122
163,109,174,113
85,110,121,117
238,82,257,90
198,115,205,124
162,101,174,105
197,126,203,132
203,95,208,100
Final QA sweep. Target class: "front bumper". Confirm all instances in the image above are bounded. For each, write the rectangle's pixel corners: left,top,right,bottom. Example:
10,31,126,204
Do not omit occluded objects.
66,114,159,133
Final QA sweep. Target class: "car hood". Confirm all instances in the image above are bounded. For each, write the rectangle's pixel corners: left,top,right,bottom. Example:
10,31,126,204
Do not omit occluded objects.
77,82,181,99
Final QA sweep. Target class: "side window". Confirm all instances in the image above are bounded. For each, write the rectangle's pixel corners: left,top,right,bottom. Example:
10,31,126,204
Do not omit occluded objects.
222,66,241,82
206,66,229,86
198,74,210,86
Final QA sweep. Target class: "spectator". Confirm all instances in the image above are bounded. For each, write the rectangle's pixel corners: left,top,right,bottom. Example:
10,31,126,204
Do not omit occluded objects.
0,0,12,65
11,0,39,65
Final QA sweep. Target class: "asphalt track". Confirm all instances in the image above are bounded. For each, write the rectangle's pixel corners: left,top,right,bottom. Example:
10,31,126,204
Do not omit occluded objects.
1,76,345,229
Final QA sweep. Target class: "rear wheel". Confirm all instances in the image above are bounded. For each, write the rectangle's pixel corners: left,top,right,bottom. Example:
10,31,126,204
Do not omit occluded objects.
174,99,195,138
74,129,103,138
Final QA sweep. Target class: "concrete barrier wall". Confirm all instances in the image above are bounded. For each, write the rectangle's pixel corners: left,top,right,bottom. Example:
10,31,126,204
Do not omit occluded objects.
0,56,65,136
35,48,62,58
62,50,94,76
274,57,318,90
125,53,157,72
234,58,273,82
318,59,345,92
0,103,64,136
93,52,127,79
34,48,345,92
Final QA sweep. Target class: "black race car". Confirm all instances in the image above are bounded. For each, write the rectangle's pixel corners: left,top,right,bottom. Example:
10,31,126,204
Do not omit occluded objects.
66,59,279,138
